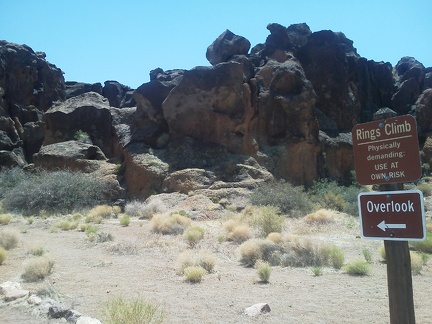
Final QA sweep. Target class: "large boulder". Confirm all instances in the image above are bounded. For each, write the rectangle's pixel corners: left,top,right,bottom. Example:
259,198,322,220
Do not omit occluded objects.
65,81,102,99
162,62,256,154
416,88,432,137
0,41,65,164
206,30,251,65
102,81,135,108
265,23,312,53
297,30,361,131
33,140,106,172
44,92,113,156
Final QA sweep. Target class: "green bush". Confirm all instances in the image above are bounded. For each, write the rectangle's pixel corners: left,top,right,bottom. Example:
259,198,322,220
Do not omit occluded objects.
250,180,313,216
2,169,107,215
119,215,131,227
410,232,432,253
183,266,207,283
183,226,205,247
416,183,432,197
329,246,345,269
102,296,166,324
245,206,285,237
255,260,271,283
0,167,27,198
309,180,363,215
343,260,370,276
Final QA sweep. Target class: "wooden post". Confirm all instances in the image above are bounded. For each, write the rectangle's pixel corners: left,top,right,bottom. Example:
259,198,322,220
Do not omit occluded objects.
374,109,415,324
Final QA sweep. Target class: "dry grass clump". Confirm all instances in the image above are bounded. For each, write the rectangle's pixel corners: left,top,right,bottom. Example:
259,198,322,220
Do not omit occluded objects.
239,235,342,269
107,241,138,255
241,205,285,237
119,215,131,227
151,213,191,235
183,266,207,283
183,225,205,247
267,232,282,244
28,246,45,257
87,204,114,219
304,209,335,225
343,259,370,276
56,220,79,231
102,295,166,324
0,229,20,250
177,250,216,275
0,213,12,225
223,219,252,243
0,246,7,265
125,200,164,219
22,256,55,282
239,239,277,267
410,251,426,275
255,260,272,283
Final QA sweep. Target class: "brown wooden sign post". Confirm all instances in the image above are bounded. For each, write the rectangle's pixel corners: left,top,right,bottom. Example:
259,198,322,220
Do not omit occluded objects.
352,108,423,324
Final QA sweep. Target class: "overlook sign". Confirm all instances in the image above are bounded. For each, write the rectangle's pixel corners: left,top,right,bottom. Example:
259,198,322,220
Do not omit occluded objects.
352,115,421,185
358,190,425,241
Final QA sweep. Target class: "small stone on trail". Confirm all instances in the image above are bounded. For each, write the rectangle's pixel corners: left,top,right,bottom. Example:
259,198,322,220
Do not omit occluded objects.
244,303,271,316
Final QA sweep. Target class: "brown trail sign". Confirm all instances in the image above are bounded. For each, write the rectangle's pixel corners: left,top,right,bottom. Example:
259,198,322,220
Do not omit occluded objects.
352,114,421,185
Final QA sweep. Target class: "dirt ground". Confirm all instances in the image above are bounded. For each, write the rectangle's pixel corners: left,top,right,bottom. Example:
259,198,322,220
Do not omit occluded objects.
1,202,432,324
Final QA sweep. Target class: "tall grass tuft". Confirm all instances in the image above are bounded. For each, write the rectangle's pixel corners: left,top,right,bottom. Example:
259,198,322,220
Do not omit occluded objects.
102,296,166,324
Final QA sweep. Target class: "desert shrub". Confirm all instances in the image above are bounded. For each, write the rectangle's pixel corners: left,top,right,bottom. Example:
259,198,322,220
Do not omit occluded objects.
0,229,20,250
177,250,216,274
280,238,333,268
107,241,137,255
0,167,27,199
309,180,363,216
183,266,207,283
0,213,12,225
86,214,103,224
417,182,432,197
410,252,424,275
250,180,313,216
311,266,323,276
22,256,55,282
57,220,78,231
304,209,334,225
0,246,7,265
102,295,166,324
267,232,282,244
224,220,252,243
2,169,107,215
362,247,372,263
410,233,432,253
125,200,164,219
255,260,271,283
151,213,191,235
183,226,205,247
239,239,277,267
119,215,131,227
198,251,216,273
343,260,370,276
28,246,45,257
329,246,345,269
87,205,113,220
242,205,284,237
84,225,98,236
379,246,386,262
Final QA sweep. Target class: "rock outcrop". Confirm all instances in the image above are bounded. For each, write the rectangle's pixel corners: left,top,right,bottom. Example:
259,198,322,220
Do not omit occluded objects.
1,23,432,199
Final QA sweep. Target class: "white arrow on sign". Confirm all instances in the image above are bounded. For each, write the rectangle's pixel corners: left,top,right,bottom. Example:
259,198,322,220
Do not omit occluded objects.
377,220,407,232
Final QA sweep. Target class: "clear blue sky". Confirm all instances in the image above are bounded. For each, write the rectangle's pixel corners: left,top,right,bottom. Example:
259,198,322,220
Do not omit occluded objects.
1,0,431,89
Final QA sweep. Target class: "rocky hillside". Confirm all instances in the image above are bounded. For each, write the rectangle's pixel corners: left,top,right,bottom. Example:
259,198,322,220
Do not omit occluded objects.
1,23,431,200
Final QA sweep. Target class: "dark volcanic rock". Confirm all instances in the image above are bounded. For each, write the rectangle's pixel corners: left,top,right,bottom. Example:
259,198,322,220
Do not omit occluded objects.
206,30,251,65
103,80,135,108
0,41,65,163
265,23,312,53
65,81,103,99
44,92,113,157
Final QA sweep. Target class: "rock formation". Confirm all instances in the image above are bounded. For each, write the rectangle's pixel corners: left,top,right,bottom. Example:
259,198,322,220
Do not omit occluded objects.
1,23,431,200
